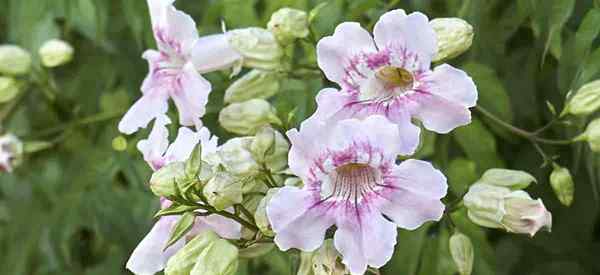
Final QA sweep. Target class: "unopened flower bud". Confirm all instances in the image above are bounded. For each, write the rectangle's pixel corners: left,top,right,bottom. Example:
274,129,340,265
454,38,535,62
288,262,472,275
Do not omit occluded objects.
224,70,281,104
578,118,600,153
165,230,239,275
267,8,309,45
227,28,283,70
549,164,574,206
204,172,243,211
254,188,279,237
0,77,21,103
478,168,536,190
0,134,23,173
464,183,552,236
264,130,289,172
299,239,350,275
149,162,187,197
219,99,282,135
219,137,260,176
431,18,473,62
38,39,74,68
566,79,600,116
0,45,31,75
251,126,276,163
449,232,474,275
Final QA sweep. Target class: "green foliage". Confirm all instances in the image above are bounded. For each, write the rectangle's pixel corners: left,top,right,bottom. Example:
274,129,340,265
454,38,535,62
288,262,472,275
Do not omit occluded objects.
0,0,599,275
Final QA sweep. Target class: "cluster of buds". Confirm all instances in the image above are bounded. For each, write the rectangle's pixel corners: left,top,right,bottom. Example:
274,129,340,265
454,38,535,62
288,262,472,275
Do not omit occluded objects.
463,169,552,236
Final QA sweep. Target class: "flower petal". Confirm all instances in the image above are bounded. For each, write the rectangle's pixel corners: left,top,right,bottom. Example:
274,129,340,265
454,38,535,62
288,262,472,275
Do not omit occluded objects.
425,64,478,107
164,127,200,163
385,108,421,156
126,216,184,275
137,115,172,170
118,92,169,135
198,214,242,239
171,62,211,126
191,34,242,73
317,22,376,84
373,10,436,68
411,92,472,133
267,186,334,251
392,159,448,198
333,207,397,275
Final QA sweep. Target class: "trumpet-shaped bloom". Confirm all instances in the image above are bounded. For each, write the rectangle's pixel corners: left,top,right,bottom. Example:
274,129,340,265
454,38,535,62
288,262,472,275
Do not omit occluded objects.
118,0,242,134
314,10,477,155
127,118,240,275
267,115,447,275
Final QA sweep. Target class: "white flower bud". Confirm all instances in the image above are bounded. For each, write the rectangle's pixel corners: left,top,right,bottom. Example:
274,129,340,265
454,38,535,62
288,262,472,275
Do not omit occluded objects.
449,232,474,275
579,118,600,152
0,77,21,103
549,164,574,206
254,188,279,237
203,172,244,211
267,8,309,45
165,230,238,275
219,99,282,135
478,168,536,190
224,70,281,104
0,134,23,173
149,162,187,198
0,45,31,75
431,18,474,62
218,137,260,176
227,28,284,70
264,130,289,172
251,126,276,163
566,79,600,116
38,39,74,68
464,182,552,236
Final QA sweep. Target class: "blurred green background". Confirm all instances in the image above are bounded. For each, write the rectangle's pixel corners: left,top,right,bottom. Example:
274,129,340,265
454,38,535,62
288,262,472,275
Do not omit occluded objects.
1,0,599,274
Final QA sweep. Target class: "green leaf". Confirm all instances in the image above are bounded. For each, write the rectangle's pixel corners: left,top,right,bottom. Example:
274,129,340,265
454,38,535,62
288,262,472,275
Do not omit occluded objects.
461,63,513,123
222,0,259,28
164,212,195,251
453,118,504,173
446,158,478,197
185,144,203,179
155,203,200,218
543,0,576,60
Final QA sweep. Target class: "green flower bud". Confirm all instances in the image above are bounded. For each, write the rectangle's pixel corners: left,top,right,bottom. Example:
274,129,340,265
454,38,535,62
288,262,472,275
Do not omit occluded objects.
219,99,282,135
165,230,238,275
549,164,575,206
478,168,536,190
203,172,243,211
254,188,279,237
264,130,289,172
580,118,600,152
449,232,474,275
38,39,74,68
149,162,187,197
299,239,350,275
464,183,552,236
0,77,21,103
0,134,23,173
284,176,303,187
0,45,31,76
219,137,260,176
228,28,283,70
224,70,281,104
566,79,600,116
267,8,309,45
251,126,276,163
431,18,473,62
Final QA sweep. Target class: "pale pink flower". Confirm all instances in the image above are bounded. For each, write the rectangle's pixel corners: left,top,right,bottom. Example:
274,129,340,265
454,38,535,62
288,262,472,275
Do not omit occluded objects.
127,117,239,275
267,115,447,275
118,0,241,134
314,10,477,155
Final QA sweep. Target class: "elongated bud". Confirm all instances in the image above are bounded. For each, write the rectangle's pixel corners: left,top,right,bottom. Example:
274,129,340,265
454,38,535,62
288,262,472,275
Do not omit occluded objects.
449,232,474,275
549,164,574,206
165,230,239,275
0,77,21,103
264,130,289,172
464,182,552,236
431,18,473,62
254,188,279,237
203,172,243,211
224,70,281,104
267,8,309,45
149,162,187,197
566,79,600,116
38,39,74,68
0,45,31,76
219,137,260,176
219,99,282,135
0,134,23,173
251,126,276,163
299,239,350,275
578,118,600,152
478,168,536,190
227,28,283,70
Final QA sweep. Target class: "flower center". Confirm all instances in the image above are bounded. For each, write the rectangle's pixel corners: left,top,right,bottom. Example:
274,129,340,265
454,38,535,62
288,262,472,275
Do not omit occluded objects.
321,163,381,203
375,66,414,91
